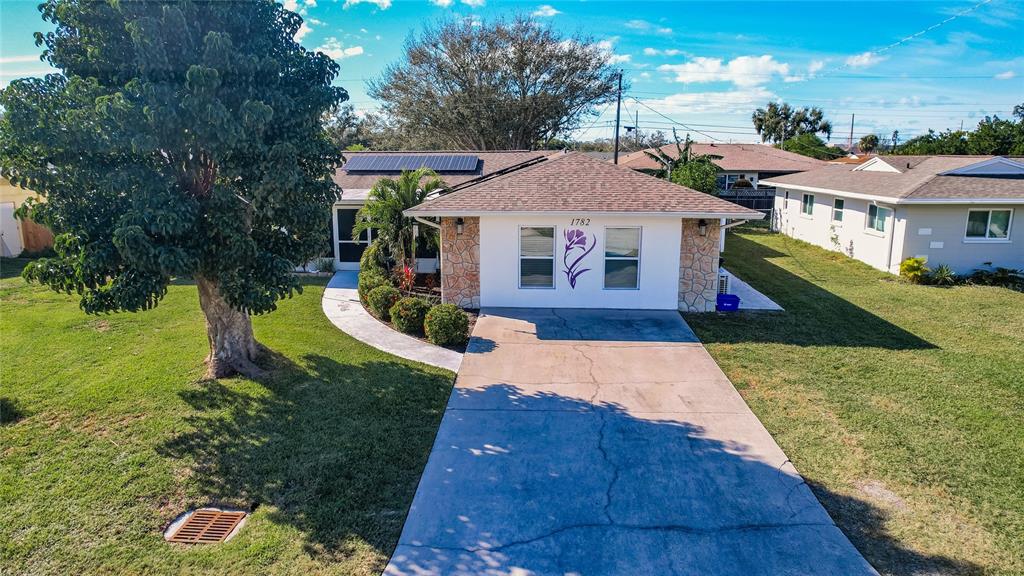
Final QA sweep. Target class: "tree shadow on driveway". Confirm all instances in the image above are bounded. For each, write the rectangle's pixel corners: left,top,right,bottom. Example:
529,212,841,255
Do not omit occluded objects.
386,383,975,576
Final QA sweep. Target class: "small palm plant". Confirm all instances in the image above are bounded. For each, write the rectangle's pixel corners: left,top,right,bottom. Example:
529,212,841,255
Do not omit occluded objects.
354,168,446,271
643,130,722,192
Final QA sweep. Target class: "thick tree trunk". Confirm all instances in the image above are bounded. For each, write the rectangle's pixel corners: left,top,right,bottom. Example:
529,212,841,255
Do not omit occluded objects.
196,276,266,379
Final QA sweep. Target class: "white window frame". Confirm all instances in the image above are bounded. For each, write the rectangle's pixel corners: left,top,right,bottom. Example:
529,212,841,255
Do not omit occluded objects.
602,226,642,291
800,193,814,217
518,225,556,289
865,204,892,235
964,208,1013,243
335,207,372,263
832,198,844,223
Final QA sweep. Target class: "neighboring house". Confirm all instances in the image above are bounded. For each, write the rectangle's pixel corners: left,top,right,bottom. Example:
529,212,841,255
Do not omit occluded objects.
0,177,54,257
331,151,547,270
404,152,762,311
618,142,825,187
762,156,1024,274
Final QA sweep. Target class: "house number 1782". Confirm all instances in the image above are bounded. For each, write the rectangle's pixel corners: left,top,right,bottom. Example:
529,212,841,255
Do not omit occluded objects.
570,218,591,226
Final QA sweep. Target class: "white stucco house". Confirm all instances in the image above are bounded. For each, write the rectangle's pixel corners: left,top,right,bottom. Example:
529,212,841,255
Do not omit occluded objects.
762,155,1024,274
400,152,763,311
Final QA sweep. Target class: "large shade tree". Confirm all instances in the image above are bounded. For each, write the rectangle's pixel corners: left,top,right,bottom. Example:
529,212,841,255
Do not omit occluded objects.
369,15,621,150
0,0,347,378
751,102,833,144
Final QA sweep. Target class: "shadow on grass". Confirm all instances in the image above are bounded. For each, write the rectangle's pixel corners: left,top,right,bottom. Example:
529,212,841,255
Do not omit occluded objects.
0,258,32,280
689,233,935,350
159,348,976,575
158,351,453,562
1,397,28,425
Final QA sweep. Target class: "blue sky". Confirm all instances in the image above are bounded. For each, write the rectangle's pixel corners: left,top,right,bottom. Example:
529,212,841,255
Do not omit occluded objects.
2,0,1022,145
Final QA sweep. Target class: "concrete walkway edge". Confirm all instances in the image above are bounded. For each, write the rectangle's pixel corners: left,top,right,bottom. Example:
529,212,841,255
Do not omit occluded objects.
321,271,463,372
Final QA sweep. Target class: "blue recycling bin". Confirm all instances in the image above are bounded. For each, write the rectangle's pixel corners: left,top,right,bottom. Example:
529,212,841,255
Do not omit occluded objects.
716,293,740,312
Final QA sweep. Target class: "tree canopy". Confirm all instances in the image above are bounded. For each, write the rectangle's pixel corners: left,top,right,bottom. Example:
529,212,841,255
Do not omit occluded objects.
643,132,722,194
368,15,621,150
752,102,833,144
893,106,1024,156
0,0,347,377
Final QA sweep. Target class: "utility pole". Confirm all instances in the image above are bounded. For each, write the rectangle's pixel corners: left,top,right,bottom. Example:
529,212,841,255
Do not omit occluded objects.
635,110,640,149
613,70,623,164
848,114,855,151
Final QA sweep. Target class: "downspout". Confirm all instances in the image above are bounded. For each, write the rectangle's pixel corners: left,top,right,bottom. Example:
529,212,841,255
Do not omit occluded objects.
886,208,898,273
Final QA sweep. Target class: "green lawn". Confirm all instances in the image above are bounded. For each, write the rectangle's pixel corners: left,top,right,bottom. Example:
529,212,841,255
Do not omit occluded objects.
686,229,1024,576
0,260,453,575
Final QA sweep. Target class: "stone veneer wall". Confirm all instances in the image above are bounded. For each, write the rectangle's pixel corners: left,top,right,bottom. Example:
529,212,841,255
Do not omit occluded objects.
678,219,721,312
440,217,481,309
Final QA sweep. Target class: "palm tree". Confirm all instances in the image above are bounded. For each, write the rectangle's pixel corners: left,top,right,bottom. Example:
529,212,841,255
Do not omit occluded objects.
353,168,447,270
643,130,722,179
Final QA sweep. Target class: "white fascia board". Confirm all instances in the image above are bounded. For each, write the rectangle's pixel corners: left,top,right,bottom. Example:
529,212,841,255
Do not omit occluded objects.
899,197,1024,205
760,181,901,204
403,209,765,220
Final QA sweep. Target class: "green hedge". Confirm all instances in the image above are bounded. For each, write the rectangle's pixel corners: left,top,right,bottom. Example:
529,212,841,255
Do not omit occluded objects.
424,303,469,347
357,272,390,305
360,240,389,277
390,297,431,334
367,285,401,320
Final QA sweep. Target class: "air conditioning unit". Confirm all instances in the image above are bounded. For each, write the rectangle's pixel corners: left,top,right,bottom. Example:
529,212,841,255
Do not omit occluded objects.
717,274,730,295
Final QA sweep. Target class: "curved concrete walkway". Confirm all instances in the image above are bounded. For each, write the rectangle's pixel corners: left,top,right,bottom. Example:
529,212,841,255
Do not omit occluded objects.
321,271,462,372
386,308,876,575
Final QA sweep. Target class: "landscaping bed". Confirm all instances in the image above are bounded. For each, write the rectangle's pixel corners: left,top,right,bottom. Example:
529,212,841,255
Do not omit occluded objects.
0,260,453,575
685,229,1024,576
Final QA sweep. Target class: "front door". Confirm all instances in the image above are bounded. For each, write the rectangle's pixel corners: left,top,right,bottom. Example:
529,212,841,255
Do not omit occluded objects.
335,207,371,270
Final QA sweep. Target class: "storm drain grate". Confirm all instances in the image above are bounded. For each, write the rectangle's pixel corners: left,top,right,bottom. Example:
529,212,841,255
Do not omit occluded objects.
167,509,247,544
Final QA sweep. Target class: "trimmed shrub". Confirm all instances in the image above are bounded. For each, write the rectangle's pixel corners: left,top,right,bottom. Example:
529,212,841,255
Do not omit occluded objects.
313,257,335,273
367,285,401,320
928,264,959,286
967,267,1024,291
357,271,389,305
899,257,929,284
390,297,431,334
424,303,470,347
360,240,389,277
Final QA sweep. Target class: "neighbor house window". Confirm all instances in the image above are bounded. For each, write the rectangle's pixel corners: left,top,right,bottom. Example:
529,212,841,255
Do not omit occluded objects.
832,199,844,222
801,194,814,216
520,226,555,288
604,227,641,289
867,204,892,233
966,209,1012,240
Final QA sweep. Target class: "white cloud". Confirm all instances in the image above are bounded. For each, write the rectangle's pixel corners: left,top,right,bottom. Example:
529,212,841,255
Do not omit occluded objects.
461,0,485,6
430,0,453,5
283,0,299,10
639,71,651,79
845,51,886,68
316,37,365,59
808,60,825,74
643,48,681,57
658,55,790,87
995,70,1016,80
638,86,776,115
343,0,391,9
360,27,368,33
623,19,672,35
305,0,317,5
295,21,312,40
608,54,631,64
0,55,41,64
532,4,560,17
308,17,324,24
593,37,630,65
783,75,805,83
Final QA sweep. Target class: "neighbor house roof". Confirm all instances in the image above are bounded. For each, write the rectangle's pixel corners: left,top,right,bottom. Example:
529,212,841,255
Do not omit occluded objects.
405,152,763,218
333,151,548,202
761,155,1024,203
618,143,826,173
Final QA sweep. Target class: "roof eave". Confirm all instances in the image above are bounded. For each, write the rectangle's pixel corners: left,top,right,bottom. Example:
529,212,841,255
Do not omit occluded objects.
403,209,765,219
763,180,1024,205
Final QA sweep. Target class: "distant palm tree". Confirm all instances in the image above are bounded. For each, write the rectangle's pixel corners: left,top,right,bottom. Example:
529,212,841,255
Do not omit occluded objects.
354,168,447,268
752,101,832,144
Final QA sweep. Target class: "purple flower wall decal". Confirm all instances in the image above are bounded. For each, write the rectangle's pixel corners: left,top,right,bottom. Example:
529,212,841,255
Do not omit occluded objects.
563,228,595,289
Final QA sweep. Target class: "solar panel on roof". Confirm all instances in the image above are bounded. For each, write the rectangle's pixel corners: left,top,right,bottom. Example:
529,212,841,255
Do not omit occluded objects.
344,154,479,173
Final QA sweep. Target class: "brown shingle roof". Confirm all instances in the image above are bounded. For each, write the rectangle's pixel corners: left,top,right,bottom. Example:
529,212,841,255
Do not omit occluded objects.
761,155,1024,201
333,151,549,199
619,143,826,173
406,152,762,217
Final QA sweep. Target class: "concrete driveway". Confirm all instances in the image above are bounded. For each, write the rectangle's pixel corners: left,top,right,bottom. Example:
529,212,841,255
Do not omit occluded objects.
386,308,875,575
